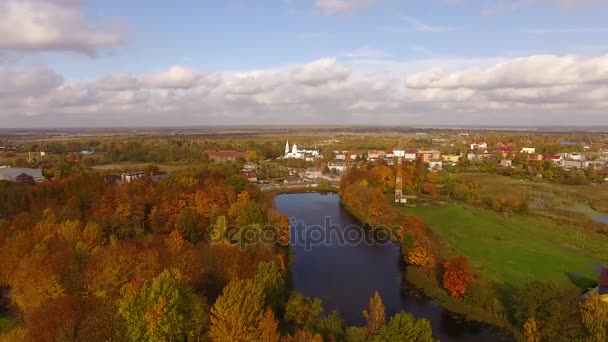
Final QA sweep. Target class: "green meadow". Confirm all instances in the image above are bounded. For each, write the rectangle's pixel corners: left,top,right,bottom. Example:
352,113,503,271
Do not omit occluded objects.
406,204,607,290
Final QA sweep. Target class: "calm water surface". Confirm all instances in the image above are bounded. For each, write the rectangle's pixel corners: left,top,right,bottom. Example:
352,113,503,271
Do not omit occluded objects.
275,192,510,342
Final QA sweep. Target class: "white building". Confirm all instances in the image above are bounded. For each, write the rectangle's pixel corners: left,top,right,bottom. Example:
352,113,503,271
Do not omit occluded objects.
521,147,536,154
283,141,320,161
328,161,346,173
428,160,443,171
470,142,488,151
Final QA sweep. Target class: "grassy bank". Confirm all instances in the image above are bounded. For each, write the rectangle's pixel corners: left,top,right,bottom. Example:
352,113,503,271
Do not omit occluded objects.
404,204,607,291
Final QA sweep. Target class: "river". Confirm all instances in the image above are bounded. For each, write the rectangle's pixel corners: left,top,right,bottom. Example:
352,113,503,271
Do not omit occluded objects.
275,192,509,341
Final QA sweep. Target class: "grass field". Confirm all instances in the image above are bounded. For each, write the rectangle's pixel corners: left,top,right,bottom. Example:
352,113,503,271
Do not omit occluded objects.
405,204,608,290
91,162,190,173
457,173,608,213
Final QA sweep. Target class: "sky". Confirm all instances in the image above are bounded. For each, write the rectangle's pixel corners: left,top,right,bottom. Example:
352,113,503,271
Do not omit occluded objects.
1,0,608,127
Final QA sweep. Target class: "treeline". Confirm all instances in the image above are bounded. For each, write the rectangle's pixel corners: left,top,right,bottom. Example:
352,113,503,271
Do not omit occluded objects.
10,138,286,165
340,165,608,341
0,163,442,341
454,154,607,185
0,166,291,340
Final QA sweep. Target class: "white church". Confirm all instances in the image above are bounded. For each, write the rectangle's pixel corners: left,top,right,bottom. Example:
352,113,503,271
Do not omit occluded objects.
283,141,321,161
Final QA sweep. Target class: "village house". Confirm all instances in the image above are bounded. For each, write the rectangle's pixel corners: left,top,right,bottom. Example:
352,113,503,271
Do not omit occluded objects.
528,153,544,162
367,150,386,160
562,159,587,170
521,147,536,154
328,161,346,173
348,151,364,161
305,168,323,179
544,155,563,163
428,160,443,171
403,149,419,161
470,142,488,151
498,146,514,157
202,149,249,162
500,159,513,167
243,162,257,171
442,154,461,163
121,171,145,183
240,171,258,182
417,150,442,163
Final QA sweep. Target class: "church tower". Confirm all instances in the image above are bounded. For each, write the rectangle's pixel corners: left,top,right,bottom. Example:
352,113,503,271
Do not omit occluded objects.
285,141,290,156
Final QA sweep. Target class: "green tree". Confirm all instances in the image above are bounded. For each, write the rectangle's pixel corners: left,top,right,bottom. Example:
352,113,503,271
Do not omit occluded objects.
118,268,204,342
285,292,324,330
315,311,345,341
209,278,264,341
373,312,435,342
176,206,205,243
253,261,285,312
227,175,248,194
373,312,436,342
362,291,386,337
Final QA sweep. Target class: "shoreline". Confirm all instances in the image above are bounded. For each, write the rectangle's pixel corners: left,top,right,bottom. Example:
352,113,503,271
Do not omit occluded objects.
337,197,518,339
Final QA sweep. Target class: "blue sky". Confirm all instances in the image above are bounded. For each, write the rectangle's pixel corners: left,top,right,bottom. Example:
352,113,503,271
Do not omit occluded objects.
44,0,608,77
1,0,608,127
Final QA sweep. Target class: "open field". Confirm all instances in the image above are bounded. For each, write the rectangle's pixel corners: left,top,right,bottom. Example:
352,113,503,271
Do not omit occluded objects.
90,162,191,173
405,204,608,290
457,172,608,213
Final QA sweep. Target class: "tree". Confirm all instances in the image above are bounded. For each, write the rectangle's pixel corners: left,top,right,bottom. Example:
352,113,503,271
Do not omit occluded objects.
285,292,324,330
406,242,434,267
259,308,280,342
315,311,345,341
253,261,285,313
523,317,541,342
118,268,203,342
209,278,264,341
442,256,474,298
513,281,585,341
362,291,386,337
227,175,248,194
175,206,205,243
580,291,608,341
373,312,436,342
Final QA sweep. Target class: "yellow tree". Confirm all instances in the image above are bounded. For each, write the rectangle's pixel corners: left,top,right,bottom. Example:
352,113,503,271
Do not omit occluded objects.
210,278,265,341
259,308,280,342
580,291,608,341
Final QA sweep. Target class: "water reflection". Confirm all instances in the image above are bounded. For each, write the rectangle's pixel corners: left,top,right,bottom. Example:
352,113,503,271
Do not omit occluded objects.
275,192,510,342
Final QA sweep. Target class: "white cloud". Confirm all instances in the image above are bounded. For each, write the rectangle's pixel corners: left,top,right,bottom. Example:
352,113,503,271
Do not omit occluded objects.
0,0,125,56
0,66,63,96
3,54,608,127
314,0,382,15
143,66,202,89
290,58,351,85
405,54,608,90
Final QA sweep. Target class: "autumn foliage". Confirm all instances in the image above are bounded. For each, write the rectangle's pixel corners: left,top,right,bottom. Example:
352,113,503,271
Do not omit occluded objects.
442,256,474,298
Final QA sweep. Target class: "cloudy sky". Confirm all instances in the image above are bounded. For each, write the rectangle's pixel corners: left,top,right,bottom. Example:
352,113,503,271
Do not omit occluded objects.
1,0,608,127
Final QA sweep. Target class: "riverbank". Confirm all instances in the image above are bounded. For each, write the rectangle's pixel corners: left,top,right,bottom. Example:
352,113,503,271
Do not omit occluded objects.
338,198,520,339
276,192,509,341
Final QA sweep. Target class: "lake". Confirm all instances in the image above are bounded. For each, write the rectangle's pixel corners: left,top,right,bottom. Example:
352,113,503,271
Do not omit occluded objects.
275,192,510,341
